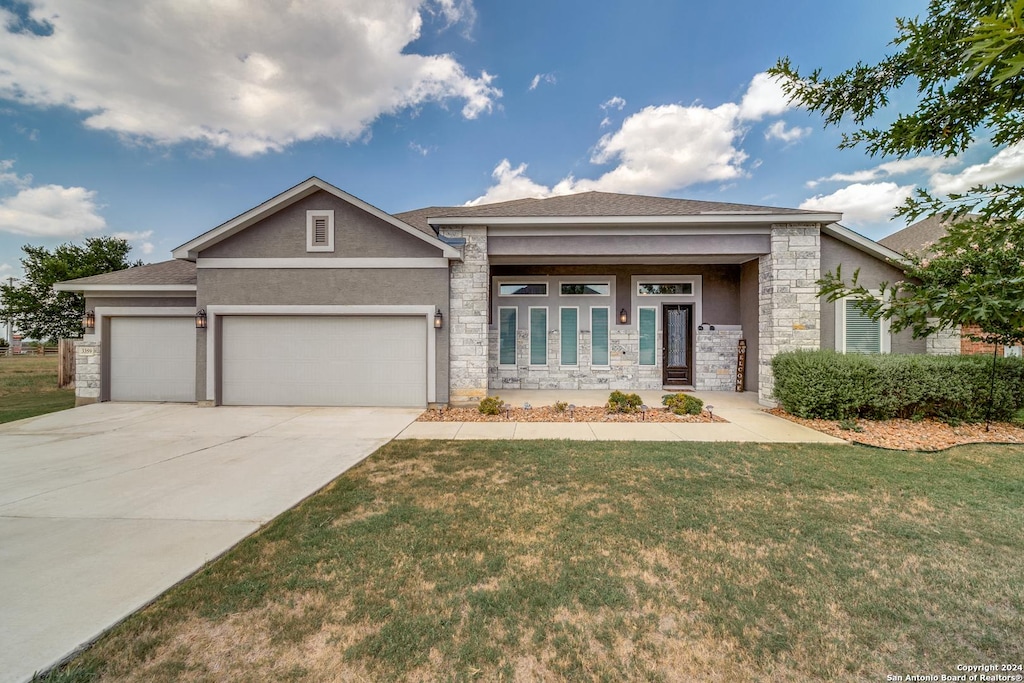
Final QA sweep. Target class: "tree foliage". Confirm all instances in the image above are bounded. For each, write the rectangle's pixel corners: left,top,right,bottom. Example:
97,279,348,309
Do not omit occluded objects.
771,0,1024,346
0,237,141,341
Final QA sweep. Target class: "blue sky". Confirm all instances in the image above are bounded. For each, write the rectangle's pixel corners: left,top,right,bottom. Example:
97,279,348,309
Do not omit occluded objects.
2,0,1022,278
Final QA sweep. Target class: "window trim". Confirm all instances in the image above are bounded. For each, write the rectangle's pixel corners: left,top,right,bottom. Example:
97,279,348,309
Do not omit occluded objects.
636,281,694,296
590,306,610,367
498,306,518,366
559,306,579,366
529,306,548,366
498,282,548,297
638,305,658,366
835,294,891,354
306,210,335,252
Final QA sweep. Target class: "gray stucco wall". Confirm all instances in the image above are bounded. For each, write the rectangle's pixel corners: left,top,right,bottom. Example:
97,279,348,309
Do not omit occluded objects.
488,234,770,259
196,268,450,403
820,235,925,354
739,259,759,391
201,190,441,259
490,264,742,325
86,296,197,310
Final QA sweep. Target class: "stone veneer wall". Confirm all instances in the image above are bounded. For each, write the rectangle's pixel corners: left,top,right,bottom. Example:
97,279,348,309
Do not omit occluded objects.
441,226,490,405
928,323,962,355
487,325,743,391
758,224,821,405
75,339,100,406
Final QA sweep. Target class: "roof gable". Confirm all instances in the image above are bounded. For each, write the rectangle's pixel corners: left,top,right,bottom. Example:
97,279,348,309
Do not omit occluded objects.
173,177,460,260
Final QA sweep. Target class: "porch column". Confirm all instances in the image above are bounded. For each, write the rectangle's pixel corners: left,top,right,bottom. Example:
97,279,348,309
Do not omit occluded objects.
758,224,821,405
74,338,100,406
925,320,961,355
440,225,489,406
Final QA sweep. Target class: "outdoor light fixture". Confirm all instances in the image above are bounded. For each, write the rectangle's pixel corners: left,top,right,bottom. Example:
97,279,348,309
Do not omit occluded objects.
706,405,715,420
195,309,207,330
434,309,443,329
619,308,628,324
641,404,649,421
83,310,95,332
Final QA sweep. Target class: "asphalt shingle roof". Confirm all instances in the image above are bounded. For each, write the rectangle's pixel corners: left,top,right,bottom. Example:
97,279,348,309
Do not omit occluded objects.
394,191,821,232
60,259,197,286
878,214,979,256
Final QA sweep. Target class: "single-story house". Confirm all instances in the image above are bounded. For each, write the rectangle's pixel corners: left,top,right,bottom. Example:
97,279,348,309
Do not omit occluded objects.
55,176,961,409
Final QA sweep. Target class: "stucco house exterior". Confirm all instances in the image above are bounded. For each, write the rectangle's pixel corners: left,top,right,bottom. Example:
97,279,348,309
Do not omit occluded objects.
55,176,954,409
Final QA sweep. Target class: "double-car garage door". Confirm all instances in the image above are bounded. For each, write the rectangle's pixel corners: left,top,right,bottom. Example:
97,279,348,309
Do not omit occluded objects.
220,316,427,407
107,315,427,407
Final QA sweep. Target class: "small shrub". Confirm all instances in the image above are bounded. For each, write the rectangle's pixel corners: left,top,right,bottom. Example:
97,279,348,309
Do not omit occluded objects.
606,390,643,413
553,400,568,413
478,396,505,415
837,418,864,432
662,393,703,415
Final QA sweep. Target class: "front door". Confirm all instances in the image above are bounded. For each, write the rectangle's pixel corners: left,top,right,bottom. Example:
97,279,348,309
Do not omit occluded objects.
662,304,692,386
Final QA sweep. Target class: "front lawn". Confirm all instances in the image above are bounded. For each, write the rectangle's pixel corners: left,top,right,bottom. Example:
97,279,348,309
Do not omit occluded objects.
45,441,1024,681
0,356,75,424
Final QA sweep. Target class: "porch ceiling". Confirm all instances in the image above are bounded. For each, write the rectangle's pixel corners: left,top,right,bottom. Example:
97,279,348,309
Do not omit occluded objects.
488,254,761,265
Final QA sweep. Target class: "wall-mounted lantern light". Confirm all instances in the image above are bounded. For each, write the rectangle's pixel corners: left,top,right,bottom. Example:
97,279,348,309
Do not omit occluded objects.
195,309,207,330
434,309,443,329
83,310,95,332
619,308,628,325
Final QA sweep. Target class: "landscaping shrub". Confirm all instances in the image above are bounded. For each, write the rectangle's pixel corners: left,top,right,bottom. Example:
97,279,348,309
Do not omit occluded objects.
478,396,505,415
772,350,1024,422
662,393,704,415
606,390,643,413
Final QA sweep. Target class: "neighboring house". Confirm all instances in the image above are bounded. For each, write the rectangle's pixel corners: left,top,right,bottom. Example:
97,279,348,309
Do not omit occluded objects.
879,216,1023,358
55,176,952,409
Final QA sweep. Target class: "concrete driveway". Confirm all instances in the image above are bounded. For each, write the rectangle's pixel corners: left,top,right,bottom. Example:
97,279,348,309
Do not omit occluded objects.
0,402,420,683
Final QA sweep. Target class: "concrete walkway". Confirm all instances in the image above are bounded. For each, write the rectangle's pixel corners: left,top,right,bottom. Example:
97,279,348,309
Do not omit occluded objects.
398,390,846,443
0,403,420,683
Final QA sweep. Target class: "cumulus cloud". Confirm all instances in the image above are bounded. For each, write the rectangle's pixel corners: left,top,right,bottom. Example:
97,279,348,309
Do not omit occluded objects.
800,182,913,225
0,1,500,156
0,184,107,237
0,262,12,274
0,159,32,189
764,120,810,144
467,73,798,204
930,142,1024,194
808,156,955,188
111,229,154,255
528,73,556,91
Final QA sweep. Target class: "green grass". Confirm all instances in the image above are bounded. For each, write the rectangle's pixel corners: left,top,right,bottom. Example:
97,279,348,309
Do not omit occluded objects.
41,441,1024,681
0,356,75,423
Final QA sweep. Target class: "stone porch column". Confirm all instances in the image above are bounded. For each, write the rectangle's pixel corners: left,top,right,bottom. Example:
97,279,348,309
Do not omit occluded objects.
440,226,489,406
758,224,821,405
925,321,961,355
75,338,100,406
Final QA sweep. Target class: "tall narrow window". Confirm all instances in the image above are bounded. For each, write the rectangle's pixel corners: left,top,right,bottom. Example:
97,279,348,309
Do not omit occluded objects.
560,307,578,366
844,299,881,353
529,308,547,365
591,307,609,366
499,307,517,365
639,307,657,365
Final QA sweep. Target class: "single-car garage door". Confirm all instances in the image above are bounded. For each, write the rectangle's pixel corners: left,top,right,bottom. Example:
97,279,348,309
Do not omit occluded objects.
109,317,197,402
221,316,427,407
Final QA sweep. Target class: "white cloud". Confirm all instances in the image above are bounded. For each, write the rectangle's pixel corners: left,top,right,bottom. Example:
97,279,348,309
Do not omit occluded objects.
528,73,556,91
112,229,156,256
467,72,797,204
0,159,32,189
0,262,12,274
409,141,433,156
930,142,1024,194
737,72,792,121
0,184,107,237
0,1,500,156
765,120,810,144
599,116,612,128
800,182,913,225
600,96,627,111
813,156,955,186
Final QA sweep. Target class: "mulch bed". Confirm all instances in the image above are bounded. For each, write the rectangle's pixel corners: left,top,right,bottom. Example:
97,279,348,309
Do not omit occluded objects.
769,408,1024,451
418,405,726,423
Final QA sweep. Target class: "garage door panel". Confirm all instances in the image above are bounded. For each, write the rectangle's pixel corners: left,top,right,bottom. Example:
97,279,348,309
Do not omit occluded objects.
221,316,426,407
110,317,196,402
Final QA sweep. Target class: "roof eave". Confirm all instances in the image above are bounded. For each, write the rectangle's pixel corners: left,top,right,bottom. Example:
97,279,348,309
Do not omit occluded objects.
427,213,842,226
822,223,910,267
53,284,197,295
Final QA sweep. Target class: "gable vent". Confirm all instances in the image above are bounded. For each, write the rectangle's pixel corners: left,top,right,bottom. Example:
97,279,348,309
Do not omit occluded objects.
313,217,328,244
306,210,335,252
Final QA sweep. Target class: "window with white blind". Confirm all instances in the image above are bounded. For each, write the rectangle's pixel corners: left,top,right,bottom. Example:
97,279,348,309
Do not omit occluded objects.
306,210,335,252
837,296,890,354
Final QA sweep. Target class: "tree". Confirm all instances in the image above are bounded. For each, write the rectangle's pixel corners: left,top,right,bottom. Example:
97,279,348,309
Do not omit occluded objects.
769,0,1024,349
0,237,141,341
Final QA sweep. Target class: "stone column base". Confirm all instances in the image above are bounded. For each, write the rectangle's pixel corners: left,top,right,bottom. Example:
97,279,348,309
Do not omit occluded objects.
449,388,487,407
75,396,99,407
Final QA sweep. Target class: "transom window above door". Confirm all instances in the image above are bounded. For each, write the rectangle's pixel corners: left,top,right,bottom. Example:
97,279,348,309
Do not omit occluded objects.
498,283,548,296
637,282,693,296
560,283,610,296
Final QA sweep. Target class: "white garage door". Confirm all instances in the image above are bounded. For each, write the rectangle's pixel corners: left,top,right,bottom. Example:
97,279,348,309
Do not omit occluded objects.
221,316,427,407
110,317,197,402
